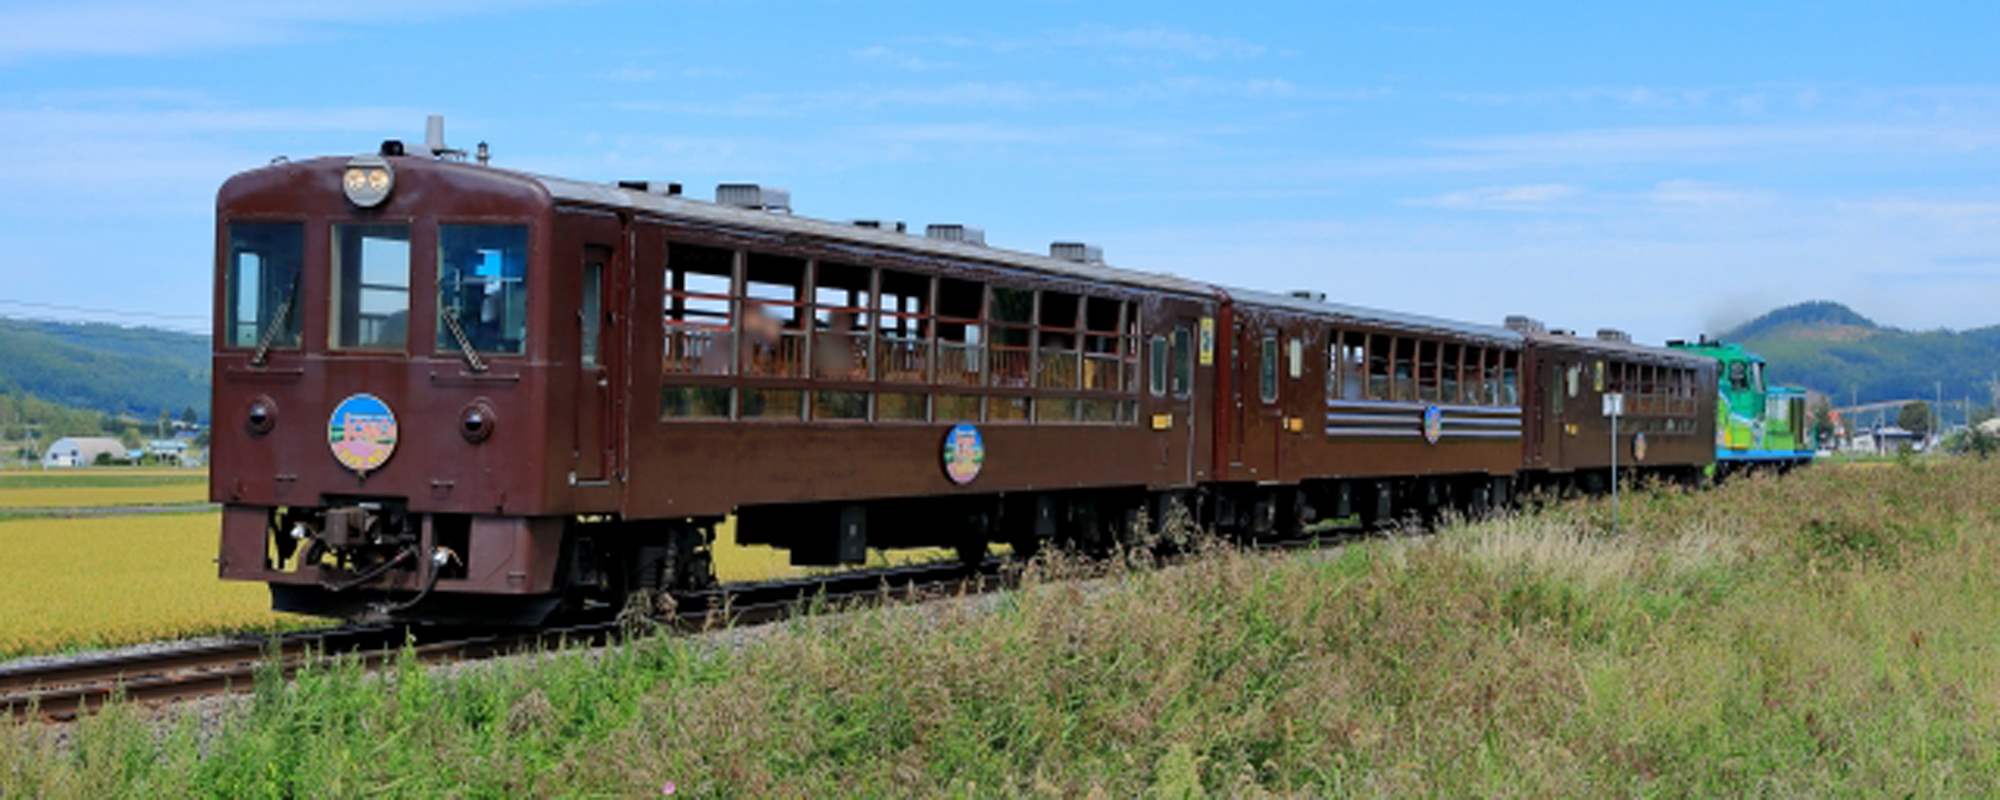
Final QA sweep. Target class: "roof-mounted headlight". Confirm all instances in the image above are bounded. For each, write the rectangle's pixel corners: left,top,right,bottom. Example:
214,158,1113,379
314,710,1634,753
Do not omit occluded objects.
342,155,394,208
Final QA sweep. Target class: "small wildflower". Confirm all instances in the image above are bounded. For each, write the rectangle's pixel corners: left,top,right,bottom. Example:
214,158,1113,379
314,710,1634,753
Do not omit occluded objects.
662,781,677,796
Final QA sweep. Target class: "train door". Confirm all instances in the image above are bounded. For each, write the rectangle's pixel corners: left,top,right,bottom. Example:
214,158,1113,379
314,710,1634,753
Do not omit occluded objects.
1233,321,1281,480
573,243,622,485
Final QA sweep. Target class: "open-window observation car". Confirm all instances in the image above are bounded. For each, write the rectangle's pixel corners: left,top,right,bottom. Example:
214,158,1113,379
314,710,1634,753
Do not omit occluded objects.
211,120,1721,624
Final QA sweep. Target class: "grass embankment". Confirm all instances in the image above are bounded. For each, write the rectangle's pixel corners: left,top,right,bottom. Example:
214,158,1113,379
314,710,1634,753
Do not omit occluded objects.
9,460,2000,796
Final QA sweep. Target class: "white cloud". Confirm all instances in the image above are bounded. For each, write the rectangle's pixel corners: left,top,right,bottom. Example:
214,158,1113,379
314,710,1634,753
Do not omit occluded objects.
1647,180,1770,209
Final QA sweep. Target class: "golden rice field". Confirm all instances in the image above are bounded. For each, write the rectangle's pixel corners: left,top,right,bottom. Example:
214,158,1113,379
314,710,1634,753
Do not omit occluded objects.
0,468,209,510
0,506,948,658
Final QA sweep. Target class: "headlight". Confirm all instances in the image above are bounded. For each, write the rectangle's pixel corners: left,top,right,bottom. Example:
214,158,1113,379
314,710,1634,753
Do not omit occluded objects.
460,400,496,444
246,395,277,437
342,155,394,208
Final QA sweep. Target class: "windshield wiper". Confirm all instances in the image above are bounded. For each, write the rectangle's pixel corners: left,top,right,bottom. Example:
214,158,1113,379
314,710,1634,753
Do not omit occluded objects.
249,281,297,367
441,306,489,373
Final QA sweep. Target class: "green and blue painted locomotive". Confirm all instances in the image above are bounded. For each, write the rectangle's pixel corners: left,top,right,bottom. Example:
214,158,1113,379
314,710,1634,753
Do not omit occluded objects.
1669,337,1815,474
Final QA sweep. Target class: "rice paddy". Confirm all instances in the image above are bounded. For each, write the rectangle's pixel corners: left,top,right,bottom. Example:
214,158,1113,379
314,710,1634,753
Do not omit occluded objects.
0,467,948,658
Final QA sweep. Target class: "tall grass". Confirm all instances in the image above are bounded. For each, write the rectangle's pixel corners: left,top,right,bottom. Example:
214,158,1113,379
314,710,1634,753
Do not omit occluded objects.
7,460,2000,797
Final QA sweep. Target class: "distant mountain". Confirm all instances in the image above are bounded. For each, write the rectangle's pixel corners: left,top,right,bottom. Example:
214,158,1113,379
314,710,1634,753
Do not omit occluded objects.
0,317,209,420
1719,301,2000,410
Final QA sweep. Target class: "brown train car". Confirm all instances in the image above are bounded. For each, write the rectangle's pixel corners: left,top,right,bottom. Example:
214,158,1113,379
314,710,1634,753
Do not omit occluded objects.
211,146,1229,622
1511,321,1718,489
1204,289,1526,530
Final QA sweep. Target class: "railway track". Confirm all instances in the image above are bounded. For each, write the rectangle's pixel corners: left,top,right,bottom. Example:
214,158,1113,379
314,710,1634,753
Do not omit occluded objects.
0,557,1008,722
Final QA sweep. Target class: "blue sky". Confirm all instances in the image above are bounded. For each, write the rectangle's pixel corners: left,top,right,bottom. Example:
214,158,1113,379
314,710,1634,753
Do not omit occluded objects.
3,1,1998,343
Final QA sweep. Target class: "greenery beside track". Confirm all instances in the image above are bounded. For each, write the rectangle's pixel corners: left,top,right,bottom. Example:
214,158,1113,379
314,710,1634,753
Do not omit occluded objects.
9,459,2000,796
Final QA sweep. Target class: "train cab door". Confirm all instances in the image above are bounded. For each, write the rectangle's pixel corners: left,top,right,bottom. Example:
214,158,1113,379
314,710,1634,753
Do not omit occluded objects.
573,242,623,486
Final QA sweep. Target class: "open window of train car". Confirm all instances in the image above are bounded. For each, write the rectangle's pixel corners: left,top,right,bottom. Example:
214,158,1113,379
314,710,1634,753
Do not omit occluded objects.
660,242,735,419
934,277,985,422
740,252,808,419
811,260,873,421
1034,290,1082,422
874,268,931,422
1080,296,1128,423
223,221,305,351
1365,333,1390,400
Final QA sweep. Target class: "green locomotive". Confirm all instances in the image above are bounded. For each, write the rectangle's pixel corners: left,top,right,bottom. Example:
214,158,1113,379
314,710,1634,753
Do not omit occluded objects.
1669,337,1815,474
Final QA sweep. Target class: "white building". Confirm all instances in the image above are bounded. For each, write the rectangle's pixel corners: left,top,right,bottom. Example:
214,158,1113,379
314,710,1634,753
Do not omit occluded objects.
41,437,127,468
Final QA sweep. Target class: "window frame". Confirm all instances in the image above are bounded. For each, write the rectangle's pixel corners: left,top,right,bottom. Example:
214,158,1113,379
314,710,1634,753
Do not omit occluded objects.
1260,332,1279,404
435,220,533,359
220,217,307,353
328,221,414,353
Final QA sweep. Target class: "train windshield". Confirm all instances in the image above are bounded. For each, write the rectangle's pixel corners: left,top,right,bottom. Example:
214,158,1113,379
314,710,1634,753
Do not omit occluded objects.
224,221,304,349
437,224,529,354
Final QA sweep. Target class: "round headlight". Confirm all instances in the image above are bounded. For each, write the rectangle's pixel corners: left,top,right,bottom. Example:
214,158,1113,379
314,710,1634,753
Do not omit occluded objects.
460,400,496,444
342,154,394,208
246,395,277,437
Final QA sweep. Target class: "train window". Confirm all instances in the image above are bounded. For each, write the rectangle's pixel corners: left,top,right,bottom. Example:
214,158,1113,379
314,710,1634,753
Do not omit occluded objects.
1502,351,1520,406
741,388,804,419
1037,397,1078,423
1081,398,1121,423
1082,297,1122,392
1441,343,1462,404
1259,334,1279,403
936,278,984,386
580,260,602,368
876,392,928,422
1592,360,1607,393
660,386,731,419
989,395,1030,422
663,242,736,375
1416,340,1440,402
988,287,1033,388
936,394,982,421
330,224,410,351
877,270,932,384
1483,349,1502,405
1566,364,1581,399
438,224,529,356
1751,362,1765,394
812,261,872,383
1287,337,1304,380
1120,304,1140,395
1336,332,1364,401
743,253,807,378
1171,327,1193,399
1393,338,1416,402
1324,332,1339,400
1149,335,1168,397
1037,291,1081,391
813,390,868,420
1366,334,1391,401
224,221,304,350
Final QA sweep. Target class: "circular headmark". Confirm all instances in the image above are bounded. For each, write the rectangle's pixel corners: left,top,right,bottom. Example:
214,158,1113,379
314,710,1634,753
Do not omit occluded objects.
1633,431,1648,462
942,423,985,485
328,393,398,475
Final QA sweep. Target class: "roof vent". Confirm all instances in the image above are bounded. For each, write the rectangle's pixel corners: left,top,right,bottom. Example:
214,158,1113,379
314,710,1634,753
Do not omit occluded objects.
618,180,683,197
1503,315,1546,334
1595,328,1632,343
1050,242,1104,263
925,224,985,246
1288,290,1328,302
716,183,791,213
853,219,908,233
1550,328,1575,337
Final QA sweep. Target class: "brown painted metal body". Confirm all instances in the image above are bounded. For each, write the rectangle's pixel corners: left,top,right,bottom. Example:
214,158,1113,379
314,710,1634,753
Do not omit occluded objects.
1517,331,1718,475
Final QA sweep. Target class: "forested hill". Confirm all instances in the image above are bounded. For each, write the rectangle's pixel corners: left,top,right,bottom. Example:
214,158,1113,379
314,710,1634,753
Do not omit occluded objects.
0,317,209,420
1723,301,2000,407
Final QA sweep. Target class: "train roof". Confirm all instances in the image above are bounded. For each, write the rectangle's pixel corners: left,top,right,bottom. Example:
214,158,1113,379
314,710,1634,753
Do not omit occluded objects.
536,173,1529,346
534,174,1223,298
1228,288,1522,347
1521,329,1712,365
